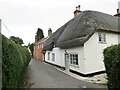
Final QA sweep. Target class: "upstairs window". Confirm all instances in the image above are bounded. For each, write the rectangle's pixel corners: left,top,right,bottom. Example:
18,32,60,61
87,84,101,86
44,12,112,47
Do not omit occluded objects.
98,33,106,43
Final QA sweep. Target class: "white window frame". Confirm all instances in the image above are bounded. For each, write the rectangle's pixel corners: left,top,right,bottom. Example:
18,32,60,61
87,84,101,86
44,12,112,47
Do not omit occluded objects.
70,53,79,66
98,33,106,43
52,53,55,61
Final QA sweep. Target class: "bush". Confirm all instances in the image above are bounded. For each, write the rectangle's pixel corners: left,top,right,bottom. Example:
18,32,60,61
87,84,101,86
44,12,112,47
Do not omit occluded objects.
103,44,120,89
2,35,31,88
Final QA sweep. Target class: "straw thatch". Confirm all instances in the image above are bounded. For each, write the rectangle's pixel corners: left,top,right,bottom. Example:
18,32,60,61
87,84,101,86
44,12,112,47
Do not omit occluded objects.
43,10,120,50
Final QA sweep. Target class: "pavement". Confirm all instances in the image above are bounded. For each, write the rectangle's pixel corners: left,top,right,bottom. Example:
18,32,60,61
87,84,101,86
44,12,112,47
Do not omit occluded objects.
55,67,108,85
27,59,107,88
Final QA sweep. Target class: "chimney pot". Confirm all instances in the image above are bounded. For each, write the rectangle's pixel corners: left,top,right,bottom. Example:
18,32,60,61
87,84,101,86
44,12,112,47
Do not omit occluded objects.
48,28,52,37
74,5,81,17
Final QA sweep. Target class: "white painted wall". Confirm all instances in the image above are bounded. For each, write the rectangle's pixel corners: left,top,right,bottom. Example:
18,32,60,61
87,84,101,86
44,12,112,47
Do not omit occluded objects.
45,47,64,67
84,31,119,74
65,46,85,74
45,46,85,74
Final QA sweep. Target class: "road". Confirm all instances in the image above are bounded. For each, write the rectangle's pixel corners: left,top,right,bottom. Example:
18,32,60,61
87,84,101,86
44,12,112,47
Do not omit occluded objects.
27,59,107,88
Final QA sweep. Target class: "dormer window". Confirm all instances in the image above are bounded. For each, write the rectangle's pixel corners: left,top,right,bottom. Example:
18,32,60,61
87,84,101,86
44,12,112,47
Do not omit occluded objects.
98,33,106,43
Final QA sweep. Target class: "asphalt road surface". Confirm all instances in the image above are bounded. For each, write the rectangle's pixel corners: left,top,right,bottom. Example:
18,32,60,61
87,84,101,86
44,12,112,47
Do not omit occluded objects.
27,59,107,89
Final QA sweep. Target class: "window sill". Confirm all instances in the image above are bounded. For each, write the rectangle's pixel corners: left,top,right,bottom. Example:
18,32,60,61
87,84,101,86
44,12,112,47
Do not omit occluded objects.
98,42,107,44
70,64,79,68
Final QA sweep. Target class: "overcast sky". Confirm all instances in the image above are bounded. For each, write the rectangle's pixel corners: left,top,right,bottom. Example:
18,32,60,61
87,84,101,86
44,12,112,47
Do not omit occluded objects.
0,0,120,45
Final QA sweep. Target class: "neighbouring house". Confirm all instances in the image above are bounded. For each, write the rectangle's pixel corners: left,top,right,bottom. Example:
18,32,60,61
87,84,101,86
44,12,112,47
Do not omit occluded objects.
34,28,52,61
43,5,120,76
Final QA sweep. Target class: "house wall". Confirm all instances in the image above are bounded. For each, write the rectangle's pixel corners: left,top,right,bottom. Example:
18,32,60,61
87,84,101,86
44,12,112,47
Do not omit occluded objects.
34,43,43,61
34,37,48,61
45,47,85,74
84,31,119,74
65,47,85,74
45,47,65,67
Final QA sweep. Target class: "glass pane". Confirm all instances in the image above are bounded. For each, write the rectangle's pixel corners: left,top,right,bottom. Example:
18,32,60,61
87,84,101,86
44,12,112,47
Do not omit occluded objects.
99,34,102,41
76,59,78,65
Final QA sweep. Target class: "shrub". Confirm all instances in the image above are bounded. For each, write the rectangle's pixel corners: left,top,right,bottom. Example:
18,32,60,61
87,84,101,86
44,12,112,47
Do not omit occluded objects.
2,35,31,88
103,44,120,89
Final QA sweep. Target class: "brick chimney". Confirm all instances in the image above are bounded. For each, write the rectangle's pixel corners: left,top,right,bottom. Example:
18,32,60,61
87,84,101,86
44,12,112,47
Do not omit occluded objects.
48,28,52,37
74,5,81,17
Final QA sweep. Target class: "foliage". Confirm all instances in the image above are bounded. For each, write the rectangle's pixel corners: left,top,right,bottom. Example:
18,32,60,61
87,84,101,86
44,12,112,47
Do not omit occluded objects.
28,43,34,57
36,28,44,41
2,35,31,88
103,44,120,89
10,36,24,45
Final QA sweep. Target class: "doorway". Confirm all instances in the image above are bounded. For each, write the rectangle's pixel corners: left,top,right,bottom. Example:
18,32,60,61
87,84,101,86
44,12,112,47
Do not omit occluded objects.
65,54,70,71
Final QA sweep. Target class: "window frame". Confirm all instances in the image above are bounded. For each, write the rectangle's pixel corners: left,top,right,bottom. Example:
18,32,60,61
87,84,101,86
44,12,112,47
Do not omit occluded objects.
52,53,55,61
98,33,106,44
48,52,50,60
69,53,79,67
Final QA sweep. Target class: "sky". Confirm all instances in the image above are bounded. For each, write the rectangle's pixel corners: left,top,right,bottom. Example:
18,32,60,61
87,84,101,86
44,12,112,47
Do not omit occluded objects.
0,0,120,45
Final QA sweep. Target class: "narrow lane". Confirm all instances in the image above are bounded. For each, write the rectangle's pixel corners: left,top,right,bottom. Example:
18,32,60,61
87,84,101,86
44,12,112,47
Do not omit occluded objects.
27,59,107,88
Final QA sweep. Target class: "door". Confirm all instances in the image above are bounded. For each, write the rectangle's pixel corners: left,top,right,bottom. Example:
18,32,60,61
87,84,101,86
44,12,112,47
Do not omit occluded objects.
65,54,69,71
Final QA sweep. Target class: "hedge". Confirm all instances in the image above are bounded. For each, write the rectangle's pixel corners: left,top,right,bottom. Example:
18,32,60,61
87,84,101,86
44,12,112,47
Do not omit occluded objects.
103,44,120,89
2,34,31,88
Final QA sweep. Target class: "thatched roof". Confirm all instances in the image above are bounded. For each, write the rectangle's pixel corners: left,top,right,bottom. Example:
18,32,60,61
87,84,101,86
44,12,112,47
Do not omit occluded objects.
43,10,120,50
43,21,70,50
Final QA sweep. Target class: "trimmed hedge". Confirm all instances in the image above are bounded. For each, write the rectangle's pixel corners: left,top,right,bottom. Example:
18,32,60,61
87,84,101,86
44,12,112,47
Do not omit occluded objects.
2,35,31,88
103,44,120,89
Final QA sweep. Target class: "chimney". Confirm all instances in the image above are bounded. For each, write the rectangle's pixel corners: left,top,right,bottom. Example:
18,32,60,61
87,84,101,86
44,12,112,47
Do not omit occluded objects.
74,5,81,17
48,28,52,37
117,9,119,14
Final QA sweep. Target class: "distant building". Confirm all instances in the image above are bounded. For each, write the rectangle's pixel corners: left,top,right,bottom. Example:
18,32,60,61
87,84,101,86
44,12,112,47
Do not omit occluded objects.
34,28,52,61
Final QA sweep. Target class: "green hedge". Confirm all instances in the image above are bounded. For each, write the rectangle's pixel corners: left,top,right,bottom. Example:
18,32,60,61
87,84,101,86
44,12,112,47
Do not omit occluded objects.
103,44,120,89
2,35,31,88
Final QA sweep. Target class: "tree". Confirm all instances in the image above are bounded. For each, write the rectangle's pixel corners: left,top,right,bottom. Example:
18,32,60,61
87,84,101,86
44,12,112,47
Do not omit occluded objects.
10,36,24,45
36,28,44,40
28,43,34,57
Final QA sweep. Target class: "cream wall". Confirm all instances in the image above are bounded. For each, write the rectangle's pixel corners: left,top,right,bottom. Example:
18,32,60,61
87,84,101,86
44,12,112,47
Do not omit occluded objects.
65,46,85,74
45,47,64,67
45,47,85,73
84,31,119,74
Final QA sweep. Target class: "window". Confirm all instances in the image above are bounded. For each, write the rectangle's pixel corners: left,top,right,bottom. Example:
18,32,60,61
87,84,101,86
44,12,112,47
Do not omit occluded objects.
48,52,50,60
52,53,55,61
70,54,78,66
98,33,106,43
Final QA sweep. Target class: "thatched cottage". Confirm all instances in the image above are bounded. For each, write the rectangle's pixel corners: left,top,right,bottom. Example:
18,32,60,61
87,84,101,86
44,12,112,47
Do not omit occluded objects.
43,6,120,75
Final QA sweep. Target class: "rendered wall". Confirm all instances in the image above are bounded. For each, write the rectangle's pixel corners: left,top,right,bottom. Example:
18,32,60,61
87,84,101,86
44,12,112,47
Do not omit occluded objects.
45,47,64,67
65,46,85,74
84,31,119,74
